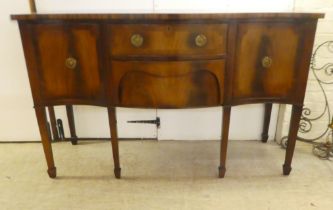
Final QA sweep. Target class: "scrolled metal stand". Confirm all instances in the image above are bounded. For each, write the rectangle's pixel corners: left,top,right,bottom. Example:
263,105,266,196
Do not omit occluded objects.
280,41,333,159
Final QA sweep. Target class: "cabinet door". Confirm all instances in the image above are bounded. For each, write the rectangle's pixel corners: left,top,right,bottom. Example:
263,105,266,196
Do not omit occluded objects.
35,24,103,104
232,22,301,104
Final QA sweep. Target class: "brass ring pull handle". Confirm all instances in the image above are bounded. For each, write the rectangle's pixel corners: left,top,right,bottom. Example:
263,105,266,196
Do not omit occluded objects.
262,56,273,68
65,57,77,70
195,34,207,47
131,34,144,47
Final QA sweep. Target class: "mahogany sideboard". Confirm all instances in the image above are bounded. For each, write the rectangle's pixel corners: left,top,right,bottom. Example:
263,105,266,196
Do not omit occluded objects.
11,13,324,178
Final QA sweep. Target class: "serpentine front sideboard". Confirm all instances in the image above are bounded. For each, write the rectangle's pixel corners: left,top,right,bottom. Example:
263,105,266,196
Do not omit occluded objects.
11,13,324,179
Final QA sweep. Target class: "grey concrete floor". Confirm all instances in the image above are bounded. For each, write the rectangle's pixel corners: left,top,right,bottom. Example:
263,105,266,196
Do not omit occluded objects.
0,140,333,210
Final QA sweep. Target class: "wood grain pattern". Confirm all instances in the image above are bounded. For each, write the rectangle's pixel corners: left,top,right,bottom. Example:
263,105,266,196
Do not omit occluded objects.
232,22,299,104
108,24,226,57
13,13,323,178
34,23,104,103
108,60,225,108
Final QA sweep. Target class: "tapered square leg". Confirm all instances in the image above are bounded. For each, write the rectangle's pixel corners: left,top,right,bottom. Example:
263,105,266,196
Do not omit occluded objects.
218,166,226,178
35,106,57,178
47,167,57,178
66,105,78,145
283,105,303,176
114,168,121,179
261,103,272,143
283,164,292,175
108,107,121,179
219,106,231,178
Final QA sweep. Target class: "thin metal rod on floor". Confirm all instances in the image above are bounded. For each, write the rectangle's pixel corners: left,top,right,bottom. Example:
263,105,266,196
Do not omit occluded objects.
29,0,37,13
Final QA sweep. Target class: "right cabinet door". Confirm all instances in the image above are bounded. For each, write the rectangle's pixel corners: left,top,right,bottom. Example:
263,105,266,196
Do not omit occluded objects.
232,22,301,104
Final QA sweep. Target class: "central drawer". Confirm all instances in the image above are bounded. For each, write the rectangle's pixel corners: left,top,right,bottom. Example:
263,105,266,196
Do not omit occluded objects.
108,24,227,57
108,60,225,108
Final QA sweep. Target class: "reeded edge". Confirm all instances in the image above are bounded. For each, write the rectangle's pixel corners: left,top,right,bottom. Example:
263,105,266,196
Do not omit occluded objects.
11,12,325,21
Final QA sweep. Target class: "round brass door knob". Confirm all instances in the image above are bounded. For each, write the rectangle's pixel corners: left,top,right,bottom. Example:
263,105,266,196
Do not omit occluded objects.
131,34,144,47
65,57,77,69
262,56,273,68
195,34,207,47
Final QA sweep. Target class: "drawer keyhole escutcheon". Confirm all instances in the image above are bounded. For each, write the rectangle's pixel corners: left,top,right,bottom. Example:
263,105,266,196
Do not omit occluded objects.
262,56,273,68
65,57,77,70
131,34,144,47
195,34,207,47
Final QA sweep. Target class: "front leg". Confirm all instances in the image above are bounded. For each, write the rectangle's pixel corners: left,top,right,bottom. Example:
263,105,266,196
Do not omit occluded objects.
35,106,57,178
219,106,231,178
283,104,303,175
108,107,121,179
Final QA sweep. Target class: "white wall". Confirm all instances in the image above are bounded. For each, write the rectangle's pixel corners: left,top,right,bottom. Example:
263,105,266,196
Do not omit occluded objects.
36,0,154,13
158,105,280,140
153,0,293,13
0,0,294,141
0,0,39,140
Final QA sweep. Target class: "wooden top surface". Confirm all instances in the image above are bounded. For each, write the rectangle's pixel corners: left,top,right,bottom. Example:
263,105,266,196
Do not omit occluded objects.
11,13,324,21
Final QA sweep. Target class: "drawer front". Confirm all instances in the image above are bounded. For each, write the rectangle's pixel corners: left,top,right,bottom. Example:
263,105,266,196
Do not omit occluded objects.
34,24,104,103
108,60,225,108
108,24,227,56
232,22,301,103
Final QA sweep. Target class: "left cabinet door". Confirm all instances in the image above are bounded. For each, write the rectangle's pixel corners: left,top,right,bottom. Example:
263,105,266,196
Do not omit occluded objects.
34,23,104,105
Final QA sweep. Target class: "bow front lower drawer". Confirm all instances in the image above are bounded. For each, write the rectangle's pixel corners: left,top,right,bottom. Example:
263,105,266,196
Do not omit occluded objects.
108,24,227,57
108,60,225,108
